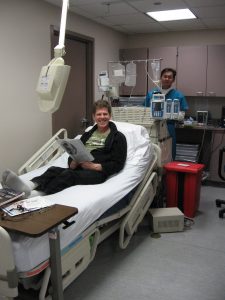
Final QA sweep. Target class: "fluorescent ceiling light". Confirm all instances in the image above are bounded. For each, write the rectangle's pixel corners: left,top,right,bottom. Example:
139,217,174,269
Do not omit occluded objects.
146,9,196,22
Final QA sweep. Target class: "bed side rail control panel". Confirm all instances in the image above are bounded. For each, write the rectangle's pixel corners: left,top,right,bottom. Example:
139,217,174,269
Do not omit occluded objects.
18,128,68,175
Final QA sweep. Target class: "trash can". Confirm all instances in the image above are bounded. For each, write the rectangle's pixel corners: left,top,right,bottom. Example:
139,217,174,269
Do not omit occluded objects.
164,161,205,218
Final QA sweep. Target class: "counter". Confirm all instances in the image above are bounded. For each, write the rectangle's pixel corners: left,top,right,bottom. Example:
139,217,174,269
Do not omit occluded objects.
177,124,225,132
175,125,225,184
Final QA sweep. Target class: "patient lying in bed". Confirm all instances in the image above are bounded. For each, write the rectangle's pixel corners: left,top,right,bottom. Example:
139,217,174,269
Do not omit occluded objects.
2,99,127,196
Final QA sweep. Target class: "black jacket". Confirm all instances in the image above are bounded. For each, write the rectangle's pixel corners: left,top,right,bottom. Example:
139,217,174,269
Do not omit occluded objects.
68,122,127,178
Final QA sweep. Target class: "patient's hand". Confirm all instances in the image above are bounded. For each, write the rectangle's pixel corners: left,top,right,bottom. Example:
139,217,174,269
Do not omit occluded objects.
80,161,102,171
69,160,79,169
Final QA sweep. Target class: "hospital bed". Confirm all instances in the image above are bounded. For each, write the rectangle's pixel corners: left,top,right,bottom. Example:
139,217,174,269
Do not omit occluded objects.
0,120,161,300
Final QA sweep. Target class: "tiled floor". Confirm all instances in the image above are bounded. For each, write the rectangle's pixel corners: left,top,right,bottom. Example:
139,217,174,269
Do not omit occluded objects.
64,185,225,300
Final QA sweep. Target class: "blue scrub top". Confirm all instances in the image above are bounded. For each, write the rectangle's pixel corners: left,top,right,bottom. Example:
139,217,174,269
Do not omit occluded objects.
144,88,189,160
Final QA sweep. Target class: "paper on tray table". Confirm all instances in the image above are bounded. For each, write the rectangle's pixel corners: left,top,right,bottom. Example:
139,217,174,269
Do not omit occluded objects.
3,196,53,216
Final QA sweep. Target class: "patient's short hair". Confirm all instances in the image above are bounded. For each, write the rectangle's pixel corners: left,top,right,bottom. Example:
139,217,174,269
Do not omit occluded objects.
92,99,112,115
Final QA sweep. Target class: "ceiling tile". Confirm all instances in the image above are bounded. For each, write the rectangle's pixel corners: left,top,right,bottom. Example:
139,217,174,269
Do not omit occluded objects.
104,13,154,25
73,2,138,17
91,16,115,26
120,22,168,33
129,0,187,12
69,6,97,19
202,17,225,28
162,19,208,31
70,0,120,5
184,0,225,7
192,6,225,18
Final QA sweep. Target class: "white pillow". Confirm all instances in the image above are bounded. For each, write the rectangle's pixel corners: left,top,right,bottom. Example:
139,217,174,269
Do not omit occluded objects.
112,121,152,165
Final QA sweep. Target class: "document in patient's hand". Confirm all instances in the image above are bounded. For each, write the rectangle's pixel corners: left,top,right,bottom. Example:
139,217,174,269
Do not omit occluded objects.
57,138,94,163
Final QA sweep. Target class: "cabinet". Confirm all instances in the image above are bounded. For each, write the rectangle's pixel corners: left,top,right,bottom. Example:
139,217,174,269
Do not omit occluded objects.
119,48,148,96
177,45,225,96
207,45,225,97
119,45,225,97
148,46,177,91
208,130,225,183
177,46,207,96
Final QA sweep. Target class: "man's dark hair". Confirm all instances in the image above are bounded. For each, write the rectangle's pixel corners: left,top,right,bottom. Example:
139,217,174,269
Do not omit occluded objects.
92,99,112,115
161,68,177,79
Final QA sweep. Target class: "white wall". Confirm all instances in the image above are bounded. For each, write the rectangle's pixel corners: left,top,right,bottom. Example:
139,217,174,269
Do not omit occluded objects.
126,29,225,48
0,0,126,177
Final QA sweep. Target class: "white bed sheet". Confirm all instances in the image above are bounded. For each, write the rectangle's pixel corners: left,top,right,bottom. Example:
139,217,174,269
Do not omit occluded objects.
8,122,154,273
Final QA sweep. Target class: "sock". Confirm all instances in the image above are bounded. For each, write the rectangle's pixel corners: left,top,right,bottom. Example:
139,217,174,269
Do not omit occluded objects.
27,181,38,190
29,190,45,198
2,169,32,197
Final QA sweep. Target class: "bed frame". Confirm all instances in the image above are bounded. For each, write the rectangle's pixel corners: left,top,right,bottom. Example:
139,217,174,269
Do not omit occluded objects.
0,120,161,300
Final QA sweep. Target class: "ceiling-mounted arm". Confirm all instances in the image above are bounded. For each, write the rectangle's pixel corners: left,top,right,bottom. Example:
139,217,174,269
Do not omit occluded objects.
36,0,71,113
54,0,69,58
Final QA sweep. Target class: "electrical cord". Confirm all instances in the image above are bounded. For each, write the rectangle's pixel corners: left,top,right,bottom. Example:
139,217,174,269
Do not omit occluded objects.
196,127,206,162
184,216,195,228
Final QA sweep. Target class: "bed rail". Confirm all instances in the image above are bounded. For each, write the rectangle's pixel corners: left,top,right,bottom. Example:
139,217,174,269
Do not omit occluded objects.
94,144,161,249
112,107,169,144
112,106,152,130
18,128,67,175
119,171,158,249
119,146,160,249
0,227,18,299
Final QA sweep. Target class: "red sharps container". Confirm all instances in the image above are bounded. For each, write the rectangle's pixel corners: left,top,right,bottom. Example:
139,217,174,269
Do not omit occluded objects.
164,161,205,218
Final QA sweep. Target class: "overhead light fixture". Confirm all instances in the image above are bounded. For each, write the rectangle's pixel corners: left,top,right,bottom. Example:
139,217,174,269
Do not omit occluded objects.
146,8,196,21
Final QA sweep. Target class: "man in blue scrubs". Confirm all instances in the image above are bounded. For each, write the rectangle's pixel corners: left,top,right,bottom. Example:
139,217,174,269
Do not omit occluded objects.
145,68,189,160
